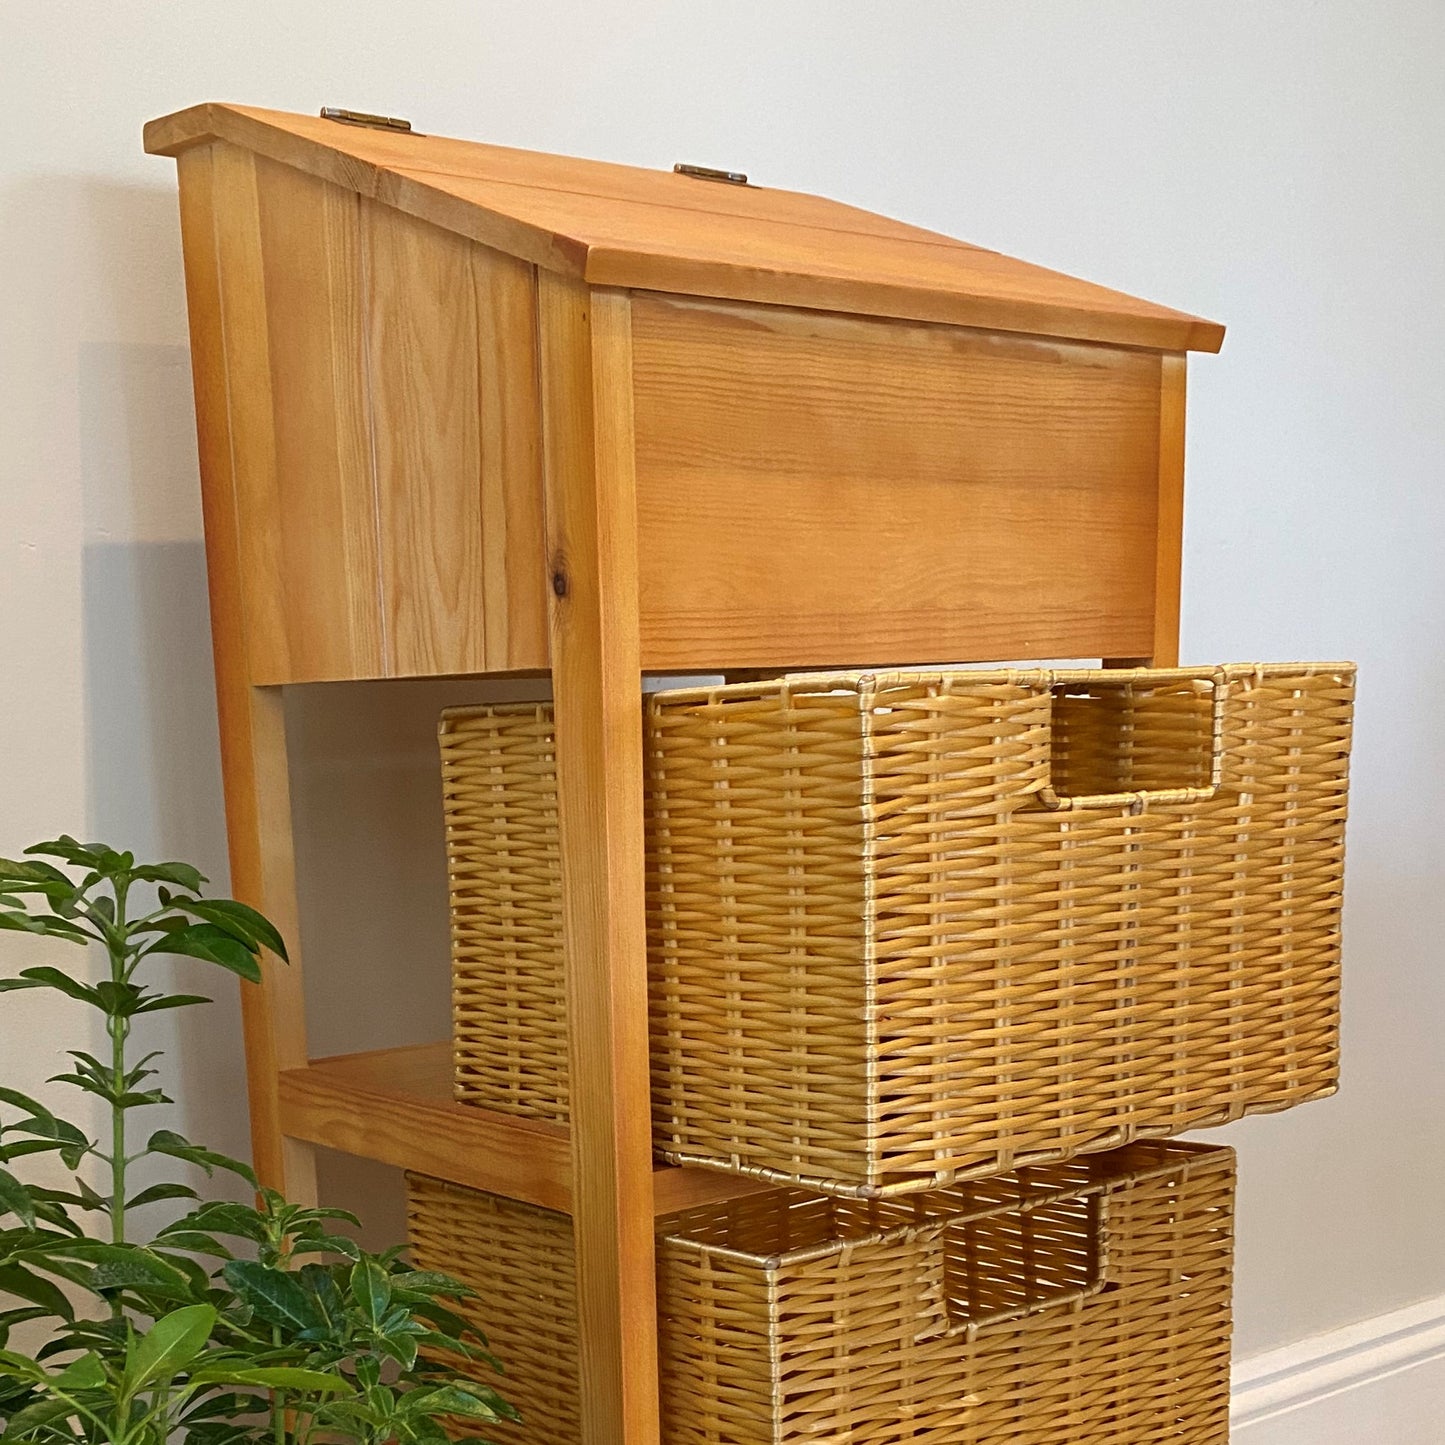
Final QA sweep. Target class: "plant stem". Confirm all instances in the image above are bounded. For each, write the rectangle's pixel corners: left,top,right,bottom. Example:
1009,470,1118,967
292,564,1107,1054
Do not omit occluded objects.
272,1324,288,1445
109,877,131,1249
109,1011,127,1245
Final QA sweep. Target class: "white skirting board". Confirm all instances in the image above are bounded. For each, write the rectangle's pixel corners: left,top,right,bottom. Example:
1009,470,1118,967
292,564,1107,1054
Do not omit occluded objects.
1232,1295,1445,1443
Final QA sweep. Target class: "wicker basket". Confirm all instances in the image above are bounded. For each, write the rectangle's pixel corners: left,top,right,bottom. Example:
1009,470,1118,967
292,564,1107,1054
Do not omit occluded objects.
406,1140,1235,1445
442,663,1353,1193
406,1180,579,1445
443,704,566,1121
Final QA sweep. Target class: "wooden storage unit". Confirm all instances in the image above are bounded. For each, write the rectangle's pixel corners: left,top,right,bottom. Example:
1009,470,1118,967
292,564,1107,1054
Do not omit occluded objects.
145,102,1224,1445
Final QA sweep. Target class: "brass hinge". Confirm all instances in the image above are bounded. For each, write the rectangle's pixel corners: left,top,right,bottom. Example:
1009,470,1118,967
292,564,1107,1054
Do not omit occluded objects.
320,107,413,134
674,162,749,186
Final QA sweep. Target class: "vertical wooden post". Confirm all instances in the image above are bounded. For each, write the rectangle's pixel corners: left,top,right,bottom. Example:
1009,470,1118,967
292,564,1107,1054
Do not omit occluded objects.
176,143,316,1201
537,273,659,1445
1107,351,1187,669
1149,353,1188,668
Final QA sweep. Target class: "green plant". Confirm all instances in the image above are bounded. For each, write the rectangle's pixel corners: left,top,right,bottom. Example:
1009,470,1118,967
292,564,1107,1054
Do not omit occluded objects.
0,837,516,1444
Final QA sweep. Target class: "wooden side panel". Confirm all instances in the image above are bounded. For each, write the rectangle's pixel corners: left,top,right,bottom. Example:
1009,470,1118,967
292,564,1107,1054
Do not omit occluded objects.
177,142,316,1199
363,199,547,675
250,154,384,680
539,276,660,1445
208,148,548,683
631,295,1165,670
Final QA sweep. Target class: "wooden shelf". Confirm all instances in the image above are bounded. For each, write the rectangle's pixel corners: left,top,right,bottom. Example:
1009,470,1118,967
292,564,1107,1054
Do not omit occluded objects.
277,1043,770,1217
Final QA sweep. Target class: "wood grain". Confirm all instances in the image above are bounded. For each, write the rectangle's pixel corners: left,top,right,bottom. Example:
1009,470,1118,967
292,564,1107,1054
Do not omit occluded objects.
251,154,385,680
277,1044,772,1217
147,104,1224,353
362,199,548,674
631,294,1165,670
539,275,660,1445
150,103,977,247
280,1044,574,1214
176,142,316,1200
202,150,548,683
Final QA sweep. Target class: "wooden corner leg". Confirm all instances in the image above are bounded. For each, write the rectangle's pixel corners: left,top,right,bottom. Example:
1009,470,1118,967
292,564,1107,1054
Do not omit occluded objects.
176,139,315,1203
538,272,660,1445
229,685,316,1201
207,679,314,1202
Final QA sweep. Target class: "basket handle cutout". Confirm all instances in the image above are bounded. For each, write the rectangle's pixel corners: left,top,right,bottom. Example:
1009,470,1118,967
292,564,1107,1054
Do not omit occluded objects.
1036,668,1229,814
917,1191,1111,1343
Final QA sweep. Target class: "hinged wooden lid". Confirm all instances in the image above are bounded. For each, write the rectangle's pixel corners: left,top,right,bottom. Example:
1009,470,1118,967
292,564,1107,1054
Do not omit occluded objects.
145,103,1223,352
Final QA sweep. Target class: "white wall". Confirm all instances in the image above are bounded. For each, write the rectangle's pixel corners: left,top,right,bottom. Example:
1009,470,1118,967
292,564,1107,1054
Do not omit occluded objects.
3,0,1443,1387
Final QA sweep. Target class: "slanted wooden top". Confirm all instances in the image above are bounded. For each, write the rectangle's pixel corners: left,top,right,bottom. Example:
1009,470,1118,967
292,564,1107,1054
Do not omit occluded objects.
146,103,1223,352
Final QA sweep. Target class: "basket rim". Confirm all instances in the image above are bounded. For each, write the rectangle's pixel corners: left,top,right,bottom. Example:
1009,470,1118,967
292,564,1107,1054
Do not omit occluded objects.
657,1141,1232,1272
439,699,555,732
645,660,1356,710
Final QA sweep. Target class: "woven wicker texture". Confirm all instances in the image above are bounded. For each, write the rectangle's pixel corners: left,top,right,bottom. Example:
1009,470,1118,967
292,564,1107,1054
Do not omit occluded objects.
406,1140,1234,1445
659,1139,1234,1444
443,663,1353,1194
406,1176,579,1444
441,705,567,1121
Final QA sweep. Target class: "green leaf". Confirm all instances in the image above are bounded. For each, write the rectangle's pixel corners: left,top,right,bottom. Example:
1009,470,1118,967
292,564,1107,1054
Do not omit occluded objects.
156,1250,213,1298
45,1314,127,1355
181,1202,268,1243
181,899,288,962
129,861,207,892
350,1258,391,1329
0,1305,49,1347
221,1261,326,1334
181,1419,255,1445
389,1269,470,1295
291,1263,346,1338
187,1364,349,1393
0,911,93,944
280,1202,360,1230
288,1233,360,1262
126,1182,199,1211
409,1297,484,1344
0,1347,46,1380
376,1331,419,1371
149,1228,233,1259
111,1090,172,1109
6,968,103,1008
0,1088,56,1124
0,1264,73,1321
142,924,260,983
15,1114,91,1172
2,1393,78,1436
402,1384,512,1420
146,1131,257,1188
0,857,71,887
132,993,213,1015
77,1243,195,1299
26,1185,104,1216
23,837,116,870
93,981,145,1017
0,1167,35,1229
53,1352,107,1390
126,1304,216,1392
75,1177,107,1211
